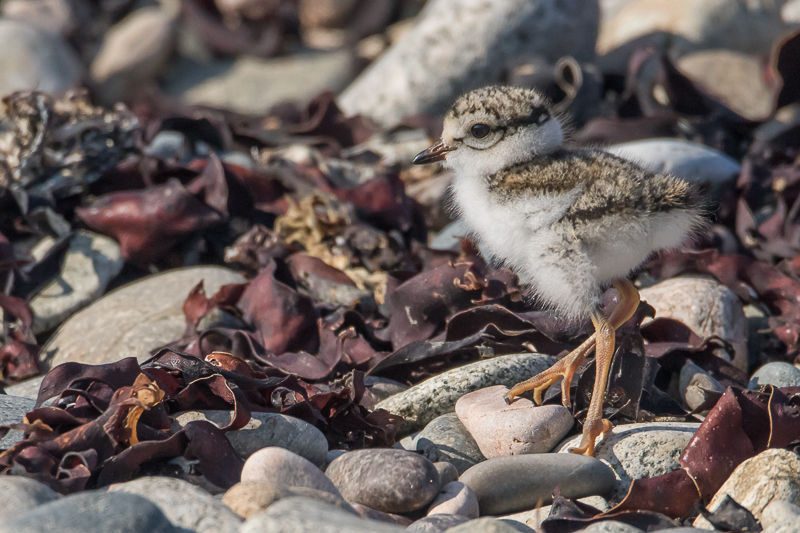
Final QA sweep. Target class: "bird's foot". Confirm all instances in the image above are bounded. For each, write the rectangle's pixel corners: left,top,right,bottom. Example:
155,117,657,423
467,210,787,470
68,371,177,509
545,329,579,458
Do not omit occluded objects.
568,417,614,456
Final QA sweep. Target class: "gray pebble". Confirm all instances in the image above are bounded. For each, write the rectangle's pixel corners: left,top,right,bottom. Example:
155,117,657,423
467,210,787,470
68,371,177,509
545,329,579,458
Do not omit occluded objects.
434,462,459,488
222,482,356,519
408,514,470,533
749,362,800,389
444,517,525,533
414,413,486,475
762,500,800,529
241,447,341,497
0,395,36,449
679,362,725,411
0,477,60,521
577,521,643,532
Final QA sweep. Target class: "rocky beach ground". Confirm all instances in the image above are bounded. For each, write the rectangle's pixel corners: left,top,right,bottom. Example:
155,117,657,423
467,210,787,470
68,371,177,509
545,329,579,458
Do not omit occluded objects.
2,0,800,532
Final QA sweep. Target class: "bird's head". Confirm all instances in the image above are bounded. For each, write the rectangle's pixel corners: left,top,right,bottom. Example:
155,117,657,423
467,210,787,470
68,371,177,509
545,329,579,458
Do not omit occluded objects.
413,86,564,177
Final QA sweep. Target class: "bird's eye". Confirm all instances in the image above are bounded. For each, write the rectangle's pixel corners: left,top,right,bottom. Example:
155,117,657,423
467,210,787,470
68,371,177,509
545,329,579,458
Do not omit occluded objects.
470,124,491,138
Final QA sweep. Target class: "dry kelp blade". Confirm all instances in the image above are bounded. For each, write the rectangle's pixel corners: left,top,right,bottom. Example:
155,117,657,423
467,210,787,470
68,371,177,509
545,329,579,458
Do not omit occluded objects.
36,357,143,408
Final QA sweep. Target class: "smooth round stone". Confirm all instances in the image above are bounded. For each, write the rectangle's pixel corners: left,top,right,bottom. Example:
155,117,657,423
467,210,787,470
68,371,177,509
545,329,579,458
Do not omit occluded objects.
172,411,328,465
427,482,479,518
0,395,36,450
445,517,527,533
349,503,413,526
558,422,699,503
30,231,124,334
456,385,573,457
40,266,245,370
376,353,557,434
679,362,725,411
108,476,241,533
578,521,644,532
326,449,440,513
460,454,616,515
0,491,179,533
413,413,486,475
639,277,748,371
0,477,60,520
409,514,470,532
434,462,459,488
749,362,800,390
241,447,341,497
762,501,800,529
693,449,800,529
222,482,357,519
239,497,406,533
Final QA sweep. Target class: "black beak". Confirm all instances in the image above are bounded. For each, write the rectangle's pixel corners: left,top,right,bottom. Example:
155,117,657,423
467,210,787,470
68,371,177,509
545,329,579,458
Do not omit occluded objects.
413,140,456,165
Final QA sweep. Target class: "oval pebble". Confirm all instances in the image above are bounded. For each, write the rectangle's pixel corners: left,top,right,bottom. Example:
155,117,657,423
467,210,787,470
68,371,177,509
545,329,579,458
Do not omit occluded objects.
749,362,800,390
427,481,479,518
326,448,440,513
413,413,486,475
222,482,356,519
0,477,60,520
241,447,341,496
434,462,459,488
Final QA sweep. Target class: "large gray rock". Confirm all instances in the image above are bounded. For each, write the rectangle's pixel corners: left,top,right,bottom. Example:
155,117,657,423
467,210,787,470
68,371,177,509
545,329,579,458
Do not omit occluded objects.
749,362,800,390
0,19,82,102
30,231,124,334
0,477,60,520
172,411,327,465
0,395,36,449
375,353,557,434
412,413,486,475
108,476,242,533
0,491,180,533
40,266,245,370
338,0,599,128
162,50,355,115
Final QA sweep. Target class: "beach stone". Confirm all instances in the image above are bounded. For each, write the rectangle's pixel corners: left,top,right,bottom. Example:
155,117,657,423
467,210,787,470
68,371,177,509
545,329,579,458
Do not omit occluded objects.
5,377,44,400
108,476,241,533
446,517,527,533
241,447,341,497
763,519,800,533
456,385,573,457
434,462,459,488
427,482,479,519
749,362,800,389
460,454,616,515
639,277,748,371
578,522,644,532
409,515,471,532
349,503,413,526
412,413,486,475
0,491,179,533
679,362,725,411
558,422,699,503
163,50,355,115
2,0,77,36
338,0,599,128
90,6,177,104
222,482,356,519
239,497,406,533
326,448,439,513
40,266,245,370
762,501,800,529
364,376,408,403
172,411,327,465
0,395,36,450
693,449,800,529
376,353,557,434
0,19,81,102
30,231,124,334
0,477,60,520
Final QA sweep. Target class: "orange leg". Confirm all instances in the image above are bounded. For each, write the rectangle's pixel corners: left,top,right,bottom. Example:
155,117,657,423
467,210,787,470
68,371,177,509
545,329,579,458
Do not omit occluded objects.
504,279,640,456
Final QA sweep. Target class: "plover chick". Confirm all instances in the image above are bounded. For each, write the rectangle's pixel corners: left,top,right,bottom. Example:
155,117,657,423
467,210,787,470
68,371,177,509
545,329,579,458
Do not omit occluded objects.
413,85,704,456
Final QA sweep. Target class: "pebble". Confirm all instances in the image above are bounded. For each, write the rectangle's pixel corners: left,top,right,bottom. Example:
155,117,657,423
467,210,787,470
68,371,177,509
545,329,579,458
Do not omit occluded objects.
445,517,527,533
762,501,800,530
29,231,124,334
108,476,241,533
375,353,556,434
763,519,800,533
239,497,406,533
693,449,800,528
749,362,800,390
408,514,471,533
0,491,180,533
427,482,479,518
0,395,36,449
172,411,327,465
5,377,44,400
364,376,409,403
456,385,573,457
2,0,76,36
222,482,356,519
349,503,413,526
430,220,469,252
558,422,699,503
163,50,355,115
459,454,616,515
679,362,725,411
40,266,245,370
639,277,748,371
412,413,486,475
241,447,341,497
338,0,598,128
0,19,82,103
90,6,177,104
578,522,644,532
0,477,60,520
434,462,459,487
326,448,440,513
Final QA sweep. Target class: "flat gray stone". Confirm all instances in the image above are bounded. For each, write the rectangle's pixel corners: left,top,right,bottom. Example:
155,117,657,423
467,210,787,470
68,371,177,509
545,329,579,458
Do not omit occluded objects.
460,454,616,515
558,422,699,503
30,231,124,334
749,362,800,390
679,362,725,410
0,491,180,533
172,411,327,465
5,377,44,400
0,477,60,520
108,476,242,533
239,497,406,533
375,353,557,434
0,395,36,449
413,413,486,475
40,266,245,370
